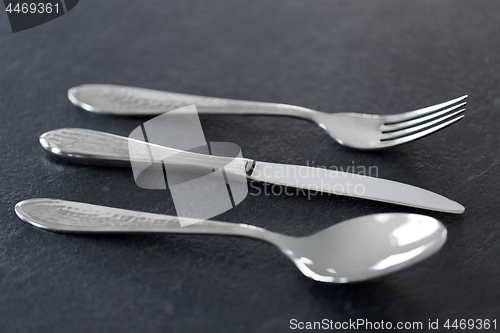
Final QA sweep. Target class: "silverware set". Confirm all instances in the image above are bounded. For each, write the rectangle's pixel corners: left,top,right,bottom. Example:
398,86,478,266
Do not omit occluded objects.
16,84,467,283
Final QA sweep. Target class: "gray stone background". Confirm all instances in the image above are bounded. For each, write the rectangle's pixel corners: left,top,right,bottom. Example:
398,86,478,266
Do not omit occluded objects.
0,1,499,332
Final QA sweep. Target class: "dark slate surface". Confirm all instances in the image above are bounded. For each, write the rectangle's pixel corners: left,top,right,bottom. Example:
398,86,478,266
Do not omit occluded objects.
0,1,499,332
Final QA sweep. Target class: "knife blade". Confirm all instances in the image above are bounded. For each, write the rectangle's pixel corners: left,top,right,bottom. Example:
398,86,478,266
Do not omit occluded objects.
39,128,464,214
249,162,463,213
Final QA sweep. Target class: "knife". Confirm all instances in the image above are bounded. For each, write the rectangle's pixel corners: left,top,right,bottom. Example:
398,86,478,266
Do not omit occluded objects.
39,128,465,214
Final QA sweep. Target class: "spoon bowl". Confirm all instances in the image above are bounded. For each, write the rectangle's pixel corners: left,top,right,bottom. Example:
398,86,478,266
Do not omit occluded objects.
15,199,447,283
280,213,446,282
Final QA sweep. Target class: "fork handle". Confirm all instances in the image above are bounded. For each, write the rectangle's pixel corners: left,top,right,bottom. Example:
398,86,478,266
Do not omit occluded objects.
69,84,318,120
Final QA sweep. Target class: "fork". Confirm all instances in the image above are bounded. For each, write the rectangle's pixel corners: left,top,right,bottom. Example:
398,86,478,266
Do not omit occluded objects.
68,84,467,150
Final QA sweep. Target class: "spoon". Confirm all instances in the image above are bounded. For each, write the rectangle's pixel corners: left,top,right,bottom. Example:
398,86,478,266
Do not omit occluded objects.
15,199,447,283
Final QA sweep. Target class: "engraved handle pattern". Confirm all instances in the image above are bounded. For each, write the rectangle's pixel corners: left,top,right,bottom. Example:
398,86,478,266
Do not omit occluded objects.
17,198,181,231
40,128,254,173
40,128,131,162
15,199,274,242
69,84,317,119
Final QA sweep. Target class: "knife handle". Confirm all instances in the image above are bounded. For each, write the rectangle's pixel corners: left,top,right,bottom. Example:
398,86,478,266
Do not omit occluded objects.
40,128,254,174
68,84,317,120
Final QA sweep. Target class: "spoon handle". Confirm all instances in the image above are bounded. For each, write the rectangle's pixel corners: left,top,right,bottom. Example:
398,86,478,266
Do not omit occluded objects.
15,198,279,243
69,84,317,120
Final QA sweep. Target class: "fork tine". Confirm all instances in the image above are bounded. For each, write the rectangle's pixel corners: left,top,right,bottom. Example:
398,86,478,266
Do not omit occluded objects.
382,95,468,124
380,114,465,146
381,108,465,141
381,102,466,132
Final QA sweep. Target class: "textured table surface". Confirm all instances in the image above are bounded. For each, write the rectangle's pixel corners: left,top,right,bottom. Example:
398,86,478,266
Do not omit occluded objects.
1,1,499,332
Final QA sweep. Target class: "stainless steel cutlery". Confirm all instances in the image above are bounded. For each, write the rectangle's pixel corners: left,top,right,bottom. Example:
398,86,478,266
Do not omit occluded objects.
39,128,465,213
16,198,447,283
13,85,466,284
69,84,467,150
